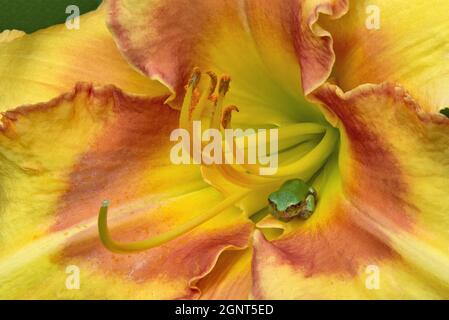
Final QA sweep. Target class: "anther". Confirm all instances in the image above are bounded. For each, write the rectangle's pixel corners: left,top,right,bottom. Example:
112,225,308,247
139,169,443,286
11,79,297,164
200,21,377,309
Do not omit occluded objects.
188,67,202,89
218,76,231,96
206,71,218,97
181,68,202,128
221,105,239,129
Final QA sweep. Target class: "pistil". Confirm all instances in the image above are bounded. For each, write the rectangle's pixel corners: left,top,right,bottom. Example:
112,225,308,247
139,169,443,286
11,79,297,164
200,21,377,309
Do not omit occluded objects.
98,191,249,253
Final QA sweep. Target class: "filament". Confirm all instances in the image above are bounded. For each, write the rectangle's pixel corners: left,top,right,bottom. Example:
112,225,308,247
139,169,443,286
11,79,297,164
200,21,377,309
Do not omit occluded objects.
272,127,339,178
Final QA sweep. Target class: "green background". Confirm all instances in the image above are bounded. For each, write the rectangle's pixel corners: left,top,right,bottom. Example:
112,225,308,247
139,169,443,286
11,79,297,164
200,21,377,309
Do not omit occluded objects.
0,0,101,33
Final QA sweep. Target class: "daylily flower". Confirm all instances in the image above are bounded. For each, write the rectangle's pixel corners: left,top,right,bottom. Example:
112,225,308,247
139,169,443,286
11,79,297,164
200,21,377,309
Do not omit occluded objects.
0,0,448,300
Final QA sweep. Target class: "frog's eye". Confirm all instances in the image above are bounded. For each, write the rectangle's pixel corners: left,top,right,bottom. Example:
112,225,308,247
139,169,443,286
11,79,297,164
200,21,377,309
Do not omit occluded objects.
308,186,317,197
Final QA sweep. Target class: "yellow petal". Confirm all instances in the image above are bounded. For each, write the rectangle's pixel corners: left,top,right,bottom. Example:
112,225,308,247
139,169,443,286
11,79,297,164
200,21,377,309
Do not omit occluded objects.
253,83,449,299
0,83,253,299
0,4,167,111
321,0,449,112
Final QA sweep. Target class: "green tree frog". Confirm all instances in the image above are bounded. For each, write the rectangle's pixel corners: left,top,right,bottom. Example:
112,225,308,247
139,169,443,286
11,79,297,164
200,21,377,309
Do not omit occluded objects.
268,179,317,221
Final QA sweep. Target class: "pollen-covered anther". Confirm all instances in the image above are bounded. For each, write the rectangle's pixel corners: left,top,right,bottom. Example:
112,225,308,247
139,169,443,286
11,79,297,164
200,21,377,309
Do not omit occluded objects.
180,68,207,129
218,75,231,96
188,67,201,89
221,105,239,129
206,71,218,98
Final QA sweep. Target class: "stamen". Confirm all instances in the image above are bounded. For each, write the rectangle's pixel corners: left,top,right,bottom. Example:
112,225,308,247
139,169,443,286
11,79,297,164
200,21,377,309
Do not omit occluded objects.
98,191,249,253
191,72,218,121
180,68,202,129
211,76,231,129
218,75,231,96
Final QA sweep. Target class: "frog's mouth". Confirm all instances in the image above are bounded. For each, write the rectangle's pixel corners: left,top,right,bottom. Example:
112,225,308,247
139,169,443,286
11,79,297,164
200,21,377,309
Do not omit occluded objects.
98,69,340,253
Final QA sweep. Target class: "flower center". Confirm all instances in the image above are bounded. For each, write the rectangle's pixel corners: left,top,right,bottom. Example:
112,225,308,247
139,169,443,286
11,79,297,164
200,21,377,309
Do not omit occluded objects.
98,69,339,253
179,68,338,185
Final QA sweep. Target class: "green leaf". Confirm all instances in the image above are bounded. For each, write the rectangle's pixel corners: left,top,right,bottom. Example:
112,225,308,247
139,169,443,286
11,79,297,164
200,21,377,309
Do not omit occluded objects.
0,0,101,34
